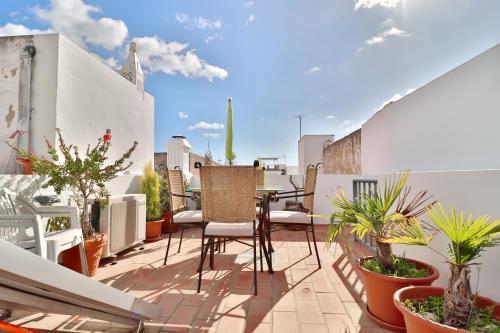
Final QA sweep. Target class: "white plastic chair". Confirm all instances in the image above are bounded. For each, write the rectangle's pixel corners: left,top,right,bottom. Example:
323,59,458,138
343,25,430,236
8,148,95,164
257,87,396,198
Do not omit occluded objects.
0,189,88,275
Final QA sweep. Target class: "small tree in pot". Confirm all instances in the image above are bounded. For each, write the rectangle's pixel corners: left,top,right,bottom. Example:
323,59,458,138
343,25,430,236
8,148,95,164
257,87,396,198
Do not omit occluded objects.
141,162,164,241
27,128,137,275
391,206,500,332
326,172,439,330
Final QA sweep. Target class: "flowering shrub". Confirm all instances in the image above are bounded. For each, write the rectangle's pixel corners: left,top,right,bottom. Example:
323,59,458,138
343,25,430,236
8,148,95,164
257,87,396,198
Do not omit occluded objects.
29,128,137,239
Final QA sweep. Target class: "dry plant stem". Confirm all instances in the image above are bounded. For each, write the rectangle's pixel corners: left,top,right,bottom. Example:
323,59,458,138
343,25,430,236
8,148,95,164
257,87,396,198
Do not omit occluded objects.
443,264,472,328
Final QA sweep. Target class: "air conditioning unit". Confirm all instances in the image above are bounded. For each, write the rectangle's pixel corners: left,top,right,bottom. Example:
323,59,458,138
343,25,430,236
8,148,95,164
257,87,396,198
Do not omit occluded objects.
98,194,146,261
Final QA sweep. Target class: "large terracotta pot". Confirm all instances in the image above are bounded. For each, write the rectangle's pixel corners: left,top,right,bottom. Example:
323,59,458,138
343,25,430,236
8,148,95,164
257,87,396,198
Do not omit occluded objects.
145,219,163,242
394,286,500,333
357,256,439,332
61,234,107,277
162,210,177,233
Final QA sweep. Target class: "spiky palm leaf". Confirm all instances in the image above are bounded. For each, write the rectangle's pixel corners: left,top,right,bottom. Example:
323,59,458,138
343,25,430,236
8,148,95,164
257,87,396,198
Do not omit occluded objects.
384,217,436,246
427,205,500,265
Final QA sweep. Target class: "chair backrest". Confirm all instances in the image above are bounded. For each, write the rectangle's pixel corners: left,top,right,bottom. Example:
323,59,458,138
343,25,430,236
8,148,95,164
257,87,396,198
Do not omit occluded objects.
303,166,318,212
168,169,187,212
0,189,17,215
200,166,256,223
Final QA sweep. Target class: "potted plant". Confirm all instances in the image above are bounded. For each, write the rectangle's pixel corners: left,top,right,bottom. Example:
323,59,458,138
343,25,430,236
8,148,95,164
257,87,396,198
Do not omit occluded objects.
28,128,137,276
159,171,177,234
141,162,164,241
392,205,500,332
326,172,439,332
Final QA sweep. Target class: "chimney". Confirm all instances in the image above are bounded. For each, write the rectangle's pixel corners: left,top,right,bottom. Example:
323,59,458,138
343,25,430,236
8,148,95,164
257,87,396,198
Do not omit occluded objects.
120,42,145,97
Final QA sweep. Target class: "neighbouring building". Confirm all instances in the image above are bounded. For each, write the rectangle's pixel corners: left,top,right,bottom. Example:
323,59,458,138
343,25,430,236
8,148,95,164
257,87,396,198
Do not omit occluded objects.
0,33,154,175
323,129,361,175
298,134,333,175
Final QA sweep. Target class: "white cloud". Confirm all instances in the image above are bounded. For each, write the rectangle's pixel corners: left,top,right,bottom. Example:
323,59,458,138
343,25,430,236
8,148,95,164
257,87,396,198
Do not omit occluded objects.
244,1,255,8
304,66,320,75
203,133,220,138
0,23,50,36
101,56,119,69
326,115,336,119
378,88,415,110
33,0,128,50
178,112,188,119
189,121,224,130
356,26,410,52
247,14,256,24
133,36,228,81
175,13,222,29
342,120,363,134
381,18,395,28
354,0,399,10
365,27,410,45
205,33,222,44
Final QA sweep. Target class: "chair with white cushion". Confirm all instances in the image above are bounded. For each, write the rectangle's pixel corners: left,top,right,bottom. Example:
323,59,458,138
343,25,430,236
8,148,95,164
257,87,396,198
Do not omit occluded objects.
268,165,321,268
197,166,264,295
163,169,203,265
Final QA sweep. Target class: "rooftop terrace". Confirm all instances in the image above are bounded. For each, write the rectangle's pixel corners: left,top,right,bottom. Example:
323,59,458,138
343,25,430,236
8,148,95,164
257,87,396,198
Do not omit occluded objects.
7,226,385,333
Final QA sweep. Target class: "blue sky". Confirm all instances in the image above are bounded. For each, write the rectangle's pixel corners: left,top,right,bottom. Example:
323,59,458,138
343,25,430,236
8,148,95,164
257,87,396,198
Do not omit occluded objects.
1,0,500,165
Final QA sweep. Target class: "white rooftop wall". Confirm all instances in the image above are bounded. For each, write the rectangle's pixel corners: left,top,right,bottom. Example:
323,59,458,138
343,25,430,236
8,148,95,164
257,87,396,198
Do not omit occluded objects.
55,36,154,174
361,43,500,174
0,34,154,175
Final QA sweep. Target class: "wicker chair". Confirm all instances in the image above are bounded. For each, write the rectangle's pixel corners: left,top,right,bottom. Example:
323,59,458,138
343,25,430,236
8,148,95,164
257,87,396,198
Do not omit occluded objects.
197,166,264,295
163,169,203,265
268,165,321,268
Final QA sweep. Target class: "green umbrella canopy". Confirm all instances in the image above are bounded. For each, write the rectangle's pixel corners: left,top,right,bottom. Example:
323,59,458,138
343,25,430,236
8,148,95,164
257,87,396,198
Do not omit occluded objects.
225,97,236,164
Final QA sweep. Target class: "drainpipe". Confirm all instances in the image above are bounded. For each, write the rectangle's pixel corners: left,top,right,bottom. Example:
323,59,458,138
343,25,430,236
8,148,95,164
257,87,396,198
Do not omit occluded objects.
17,44,36,173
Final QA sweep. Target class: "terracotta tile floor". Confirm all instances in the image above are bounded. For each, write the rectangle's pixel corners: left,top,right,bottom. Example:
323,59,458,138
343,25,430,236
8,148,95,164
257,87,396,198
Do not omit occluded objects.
8,226,393,333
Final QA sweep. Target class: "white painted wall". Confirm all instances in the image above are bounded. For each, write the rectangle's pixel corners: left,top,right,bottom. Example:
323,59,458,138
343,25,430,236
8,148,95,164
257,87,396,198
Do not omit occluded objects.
362,43,500,174
55,36,154,173
298,135,333,175
0,35,58,172
0,34,154,175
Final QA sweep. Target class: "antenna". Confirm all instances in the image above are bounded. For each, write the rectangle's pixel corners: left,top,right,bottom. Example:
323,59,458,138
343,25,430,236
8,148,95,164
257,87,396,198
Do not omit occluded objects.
294,114,305,139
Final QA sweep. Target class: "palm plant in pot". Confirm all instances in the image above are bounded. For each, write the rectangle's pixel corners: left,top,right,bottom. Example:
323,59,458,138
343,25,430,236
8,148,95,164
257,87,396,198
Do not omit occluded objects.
27,128,137,276
326,172,439,332
392,205,500,333
141,162,163,241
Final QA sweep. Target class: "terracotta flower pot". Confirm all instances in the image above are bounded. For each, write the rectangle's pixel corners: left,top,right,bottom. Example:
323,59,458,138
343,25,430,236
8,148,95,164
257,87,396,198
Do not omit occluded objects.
162,210,177,233
357,256,439,332
145,219,163,242
16,157,33,175
394,286,500,333
61,234,107,277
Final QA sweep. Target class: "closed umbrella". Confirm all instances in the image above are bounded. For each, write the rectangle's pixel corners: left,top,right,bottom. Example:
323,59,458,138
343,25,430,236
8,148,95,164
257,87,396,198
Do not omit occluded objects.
225,97,236,165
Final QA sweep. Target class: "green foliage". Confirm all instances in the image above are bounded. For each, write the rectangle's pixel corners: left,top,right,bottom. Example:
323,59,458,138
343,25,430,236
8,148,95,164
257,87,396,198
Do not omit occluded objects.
326,171,434,272
362,257,428,278
159,174,172,212
389,205,500,266
45,217,70,233
27,128,137,239
141,162,162,221
404,296,500,332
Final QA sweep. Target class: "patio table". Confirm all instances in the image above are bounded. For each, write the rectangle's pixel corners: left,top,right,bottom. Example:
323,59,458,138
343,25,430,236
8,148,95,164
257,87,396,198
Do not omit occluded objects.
186,186,283,273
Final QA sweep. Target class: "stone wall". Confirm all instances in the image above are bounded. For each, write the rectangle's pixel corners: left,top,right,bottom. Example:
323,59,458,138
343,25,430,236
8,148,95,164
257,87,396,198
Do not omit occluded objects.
323,129,361,174
154,152,168,172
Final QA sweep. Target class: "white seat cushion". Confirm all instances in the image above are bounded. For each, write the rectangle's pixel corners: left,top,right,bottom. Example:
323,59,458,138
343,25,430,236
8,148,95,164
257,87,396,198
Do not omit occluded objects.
205,221,260,237
173,210,203,224
269,211,309,224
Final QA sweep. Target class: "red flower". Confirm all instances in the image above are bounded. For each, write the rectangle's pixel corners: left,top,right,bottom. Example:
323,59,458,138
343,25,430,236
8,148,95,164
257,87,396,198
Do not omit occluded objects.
103,134,112,142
